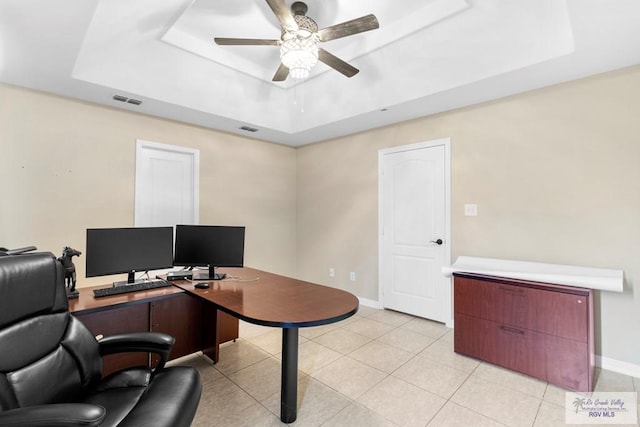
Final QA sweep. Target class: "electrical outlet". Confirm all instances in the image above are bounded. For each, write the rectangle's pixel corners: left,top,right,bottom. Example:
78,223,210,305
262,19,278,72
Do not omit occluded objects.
350,272,356,281
464,204,478,216
329,268,335,277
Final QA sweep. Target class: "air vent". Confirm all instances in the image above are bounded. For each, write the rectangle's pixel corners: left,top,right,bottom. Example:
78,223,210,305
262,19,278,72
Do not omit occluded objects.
239,125,258,133
112,95,142,106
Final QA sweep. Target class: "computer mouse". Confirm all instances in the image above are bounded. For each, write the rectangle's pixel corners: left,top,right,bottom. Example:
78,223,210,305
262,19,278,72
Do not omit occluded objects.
194,282,210,289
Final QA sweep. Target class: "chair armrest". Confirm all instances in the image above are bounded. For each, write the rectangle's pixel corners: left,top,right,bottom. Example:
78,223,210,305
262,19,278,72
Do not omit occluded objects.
0,403,105,426
98,332,175,370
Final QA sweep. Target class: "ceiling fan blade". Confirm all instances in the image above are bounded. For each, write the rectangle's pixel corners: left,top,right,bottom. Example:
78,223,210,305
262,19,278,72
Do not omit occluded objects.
318,14,379,42
214,38,280,46
318,49,359,78
265,0,298,32
272,63,290,81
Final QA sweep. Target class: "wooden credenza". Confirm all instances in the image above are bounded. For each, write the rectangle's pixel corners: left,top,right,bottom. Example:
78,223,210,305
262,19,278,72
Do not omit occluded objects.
453,272,594,392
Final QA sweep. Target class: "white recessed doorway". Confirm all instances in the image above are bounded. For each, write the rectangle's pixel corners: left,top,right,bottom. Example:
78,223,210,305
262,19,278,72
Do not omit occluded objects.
379,138,451,326
134,139,199,228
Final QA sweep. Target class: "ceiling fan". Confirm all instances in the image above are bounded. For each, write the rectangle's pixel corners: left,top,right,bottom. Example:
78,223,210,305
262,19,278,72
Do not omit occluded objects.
214,0,379,81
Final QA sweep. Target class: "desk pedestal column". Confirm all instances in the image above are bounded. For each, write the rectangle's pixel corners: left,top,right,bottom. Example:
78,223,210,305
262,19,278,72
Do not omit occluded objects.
281,327,299,423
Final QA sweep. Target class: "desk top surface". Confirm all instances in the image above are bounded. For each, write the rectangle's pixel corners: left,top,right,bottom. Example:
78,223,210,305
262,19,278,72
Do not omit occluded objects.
69,267,359,328
68,283,184,314
174,267,359,328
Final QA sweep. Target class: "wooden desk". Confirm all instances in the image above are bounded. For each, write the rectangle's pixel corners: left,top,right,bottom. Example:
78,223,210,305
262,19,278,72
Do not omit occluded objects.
173,267,359,423
68,283,238,375
70,268,358,423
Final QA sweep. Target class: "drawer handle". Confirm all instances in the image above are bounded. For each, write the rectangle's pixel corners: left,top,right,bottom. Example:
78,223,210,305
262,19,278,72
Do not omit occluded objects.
500,325,525,335
499,286,524,295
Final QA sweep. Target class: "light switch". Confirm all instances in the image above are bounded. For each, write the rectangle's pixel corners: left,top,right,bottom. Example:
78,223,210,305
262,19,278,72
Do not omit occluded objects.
464,204,478,216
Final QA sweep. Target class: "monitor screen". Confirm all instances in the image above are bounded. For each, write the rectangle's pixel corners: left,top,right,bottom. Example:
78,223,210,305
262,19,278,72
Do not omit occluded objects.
174,225,245,268
86,227,174,279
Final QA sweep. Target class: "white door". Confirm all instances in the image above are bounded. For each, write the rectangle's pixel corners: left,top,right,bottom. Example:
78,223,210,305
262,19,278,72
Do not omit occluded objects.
379,139,451,324
134,140,199,227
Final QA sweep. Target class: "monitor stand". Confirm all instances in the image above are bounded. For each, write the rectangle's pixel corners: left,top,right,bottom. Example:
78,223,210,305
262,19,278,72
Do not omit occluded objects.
193,265,226,281
113,270,149,287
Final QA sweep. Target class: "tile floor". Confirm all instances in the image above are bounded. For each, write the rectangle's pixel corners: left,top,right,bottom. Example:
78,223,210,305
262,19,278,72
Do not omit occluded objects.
174,306,640,426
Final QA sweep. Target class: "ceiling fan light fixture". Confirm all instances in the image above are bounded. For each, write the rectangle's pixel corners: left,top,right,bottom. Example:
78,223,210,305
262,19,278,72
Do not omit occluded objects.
214,1,379,82
280,34,318,80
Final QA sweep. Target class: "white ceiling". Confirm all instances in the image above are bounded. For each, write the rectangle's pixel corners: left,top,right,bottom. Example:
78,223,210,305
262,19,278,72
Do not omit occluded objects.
1,0,639,147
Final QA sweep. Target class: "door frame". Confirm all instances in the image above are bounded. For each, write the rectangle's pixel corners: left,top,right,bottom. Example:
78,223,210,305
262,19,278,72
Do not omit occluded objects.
378,138,452,327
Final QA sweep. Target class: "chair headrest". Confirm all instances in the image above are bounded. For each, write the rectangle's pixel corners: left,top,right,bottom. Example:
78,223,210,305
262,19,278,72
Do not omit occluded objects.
0,252,67,329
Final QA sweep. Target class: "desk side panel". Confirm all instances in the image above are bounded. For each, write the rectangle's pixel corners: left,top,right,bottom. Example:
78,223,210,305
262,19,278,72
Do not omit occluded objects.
75,304,150,376
150,293,205,364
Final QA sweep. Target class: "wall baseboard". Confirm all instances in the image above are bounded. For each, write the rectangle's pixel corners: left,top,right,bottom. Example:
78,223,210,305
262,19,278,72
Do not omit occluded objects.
597,356,640,379
358,299,639,380
358,297,383,309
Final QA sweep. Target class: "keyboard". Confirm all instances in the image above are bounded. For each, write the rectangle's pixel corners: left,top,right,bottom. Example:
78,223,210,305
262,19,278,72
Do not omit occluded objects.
93,279,172,298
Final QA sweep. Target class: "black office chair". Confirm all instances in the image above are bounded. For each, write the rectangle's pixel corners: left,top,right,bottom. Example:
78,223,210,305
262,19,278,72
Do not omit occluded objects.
0,252,202,426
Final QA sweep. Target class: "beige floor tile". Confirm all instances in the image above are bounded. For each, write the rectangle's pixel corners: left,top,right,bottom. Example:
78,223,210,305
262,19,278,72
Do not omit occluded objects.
533,401,567,427
451,376,541,427
300,322,341,339
349,340,415,373
427,401,507,427
333,312,360,327
342,317,397,339
189,309,640,427
261,376,351,427
192,402,281,427
418,339,480,374
473,362,547,398
238,320,273,339
214,340,272,375
438,329,454,344
377,327,437,354
358,376,446,427
193,375,257,423
313,356,387,400
169,352,223,387
366,309,414,327
594,368,636,392
194,362,224,387
356,305,383,318
292,340,343,375
393,356,470,399
543,383,571,407
246,328,308,356
227,356,282,401
312,327,372,354
323,402,399,427
400,317,450,339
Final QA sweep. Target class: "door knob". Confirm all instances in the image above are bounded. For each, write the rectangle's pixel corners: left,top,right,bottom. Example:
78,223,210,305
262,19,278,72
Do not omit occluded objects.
430,239,443,245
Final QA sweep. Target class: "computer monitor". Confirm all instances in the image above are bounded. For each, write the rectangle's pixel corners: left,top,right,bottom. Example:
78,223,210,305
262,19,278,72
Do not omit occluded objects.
86,227,174,286
174,225,245,280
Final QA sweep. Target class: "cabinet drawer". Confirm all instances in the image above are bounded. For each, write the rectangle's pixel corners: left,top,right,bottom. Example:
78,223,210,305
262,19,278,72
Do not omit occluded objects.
454,313,545,380
542,334,590,392
454,277,589,342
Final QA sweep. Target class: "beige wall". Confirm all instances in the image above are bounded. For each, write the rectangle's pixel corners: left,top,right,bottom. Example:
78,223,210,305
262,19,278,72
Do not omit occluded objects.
0,84,297,284
296,65,640,366
2,65,640,367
